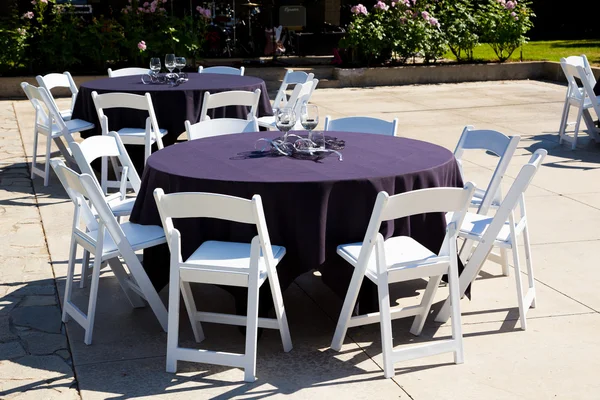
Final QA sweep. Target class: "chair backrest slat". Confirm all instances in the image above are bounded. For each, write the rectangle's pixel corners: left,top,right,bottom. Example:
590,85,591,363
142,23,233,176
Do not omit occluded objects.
185,118,258,140
273,70,315,109
21,83,66,131
198,66,245,76
323,116,398,136
200,89,261,121
107,67,150,78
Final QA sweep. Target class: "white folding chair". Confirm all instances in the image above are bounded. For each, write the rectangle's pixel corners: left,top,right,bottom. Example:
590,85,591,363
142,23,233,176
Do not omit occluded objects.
558,56,600,149
330,183,476,378
107,67,150,77
36,71,78,121
199,89,261,122
69,132,142,289
50,159,168,345
21,83,95,186
153,189,292,382
198,66,245,76
91,91,167,188
185,118,258,140
436,149,548,331
257,79,319,130
272,69,315,110
454,126,521,277
323,116,399,136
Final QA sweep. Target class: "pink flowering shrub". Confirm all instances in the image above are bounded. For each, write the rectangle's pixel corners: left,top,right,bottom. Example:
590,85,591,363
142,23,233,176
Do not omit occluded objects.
477,0,534,61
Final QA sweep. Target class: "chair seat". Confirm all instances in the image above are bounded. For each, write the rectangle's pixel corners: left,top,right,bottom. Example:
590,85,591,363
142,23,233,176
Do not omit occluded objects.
107,197,136,217
449,212,512,247
116,128,168,144
257,116,276,129
87,222,166,257
337,236,443,283
185,241,285,277
50,119,95,137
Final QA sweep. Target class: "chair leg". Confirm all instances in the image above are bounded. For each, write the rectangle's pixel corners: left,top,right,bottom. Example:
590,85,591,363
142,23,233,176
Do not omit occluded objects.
511,243,527,331
572,106,584,150
166,266,181,373
330,264,367,351
180,281,205,343
243,267,260,383
522,224,536,309
44,134,52,186
410,274,442,336
447,260,464,364
377,271,395,379
500,248,510,277
80,250,90,289
265,267,292,352
62,238,78,323
31,127,39,180
83,253,103,345
558,100,569,145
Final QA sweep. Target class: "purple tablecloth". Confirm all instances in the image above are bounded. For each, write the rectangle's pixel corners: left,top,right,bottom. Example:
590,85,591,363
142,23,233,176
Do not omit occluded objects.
130,131,463,311
71,73,272,170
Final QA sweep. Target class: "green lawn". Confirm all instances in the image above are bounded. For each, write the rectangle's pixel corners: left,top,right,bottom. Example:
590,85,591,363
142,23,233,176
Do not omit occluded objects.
445,39,600,65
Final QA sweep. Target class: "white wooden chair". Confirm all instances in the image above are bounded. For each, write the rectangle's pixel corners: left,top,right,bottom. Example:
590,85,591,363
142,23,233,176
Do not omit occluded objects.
50,159,168,345
558,56,600,149
323,116,399,136
153,189,292,382
69,132,142,289
35,71,78,121
107,67,150,77
91,91,167,188
257,79,319,130
185,118,258,140
454,126,521,276
198,66,245,76
199,89,261,122
21,83,95,186
330,183,476,378
272,69,315,110
436,149,548,331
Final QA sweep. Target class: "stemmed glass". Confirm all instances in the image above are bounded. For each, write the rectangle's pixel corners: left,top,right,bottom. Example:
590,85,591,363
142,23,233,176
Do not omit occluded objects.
149,58,161,75
301,104,320,146
165,54,176,77
175,56,186,76
275,108,296,142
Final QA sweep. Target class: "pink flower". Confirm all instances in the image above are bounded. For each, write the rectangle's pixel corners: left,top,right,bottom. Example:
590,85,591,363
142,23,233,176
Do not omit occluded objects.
137,40,146,51
22,11,34,19
17,28,27,36
159,7,166,12
138,7,143,12
391,2,395,7
351,4,368,15
40,0,48,3
403,0,411,6
123,8,128,13
203,9,211,18
150,5,156,12
143,2,149,6
428,17,440,27
374,1,389,11
31,0,36,4
163,0,167,3
510,11,516,16
505,1,515,9
421,11,430,20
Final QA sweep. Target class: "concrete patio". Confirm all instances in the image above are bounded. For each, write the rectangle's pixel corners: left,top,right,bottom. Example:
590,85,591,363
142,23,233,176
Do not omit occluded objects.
2,79,600,399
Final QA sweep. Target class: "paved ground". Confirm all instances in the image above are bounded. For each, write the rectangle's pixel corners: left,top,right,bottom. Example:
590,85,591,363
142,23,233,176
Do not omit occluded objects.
2,80,600,399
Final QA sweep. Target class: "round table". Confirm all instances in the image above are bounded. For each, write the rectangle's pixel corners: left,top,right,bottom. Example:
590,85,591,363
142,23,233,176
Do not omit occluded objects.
130,131,463,311
71,73,272,169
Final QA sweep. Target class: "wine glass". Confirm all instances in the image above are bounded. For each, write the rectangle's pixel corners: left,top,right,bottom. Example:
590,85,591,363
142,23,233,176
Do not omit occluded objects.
165,54,176,77
301,104,319,144
149,58,161,75
175,56,186,76
275,108,296,142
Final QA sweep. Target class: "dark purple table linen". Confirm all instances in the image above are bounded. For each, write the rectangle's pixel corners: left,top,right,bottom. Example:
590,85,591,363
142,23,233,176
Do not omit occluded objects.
130,131,463,311
71,73,272,171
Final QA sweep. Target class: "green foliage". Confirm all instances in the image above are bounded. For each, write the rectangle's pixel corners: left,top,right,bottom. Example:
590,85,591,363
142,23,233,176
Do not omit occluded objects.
341,0,535,65
437,0,479,61
0,0,211,75
477,0,535,62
